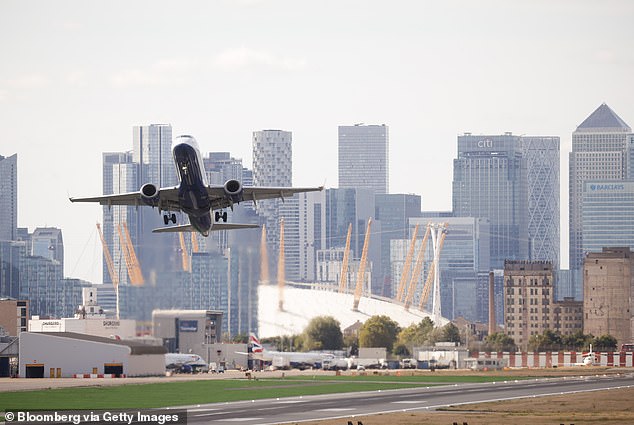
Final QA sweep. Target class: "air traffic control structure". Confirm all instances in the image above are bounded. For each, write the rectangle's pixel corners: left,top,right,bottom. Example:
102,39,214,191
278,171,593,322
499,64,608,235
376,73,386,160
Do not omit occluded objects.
258,219,449,338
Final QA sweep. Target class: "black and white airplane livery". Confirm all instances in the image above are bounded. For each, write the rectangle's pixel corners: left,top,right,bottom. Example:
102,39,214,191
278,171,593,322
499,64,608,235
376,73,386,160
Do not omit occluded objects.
70,135,323,236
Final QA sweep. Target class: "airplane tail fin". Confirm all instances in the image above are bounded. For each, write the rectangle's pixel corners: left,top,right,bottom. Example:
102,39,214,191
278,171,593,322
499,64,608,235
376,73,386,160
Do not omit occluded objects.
249,332,264,354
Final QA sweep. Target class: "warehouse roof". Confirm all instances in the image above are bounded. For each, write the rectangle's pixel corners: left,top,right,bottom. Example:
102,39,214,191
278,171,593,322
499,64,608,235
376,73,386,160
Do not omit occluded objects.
33,332,167,355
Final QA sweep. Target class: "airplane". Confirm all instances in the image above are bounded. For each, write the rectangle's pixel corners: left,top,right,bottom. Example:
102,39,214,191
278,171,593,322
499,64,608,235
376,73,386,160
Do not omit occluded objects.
241,333,335,370
575,344,598,366
70,135,324,236
165,353,208,372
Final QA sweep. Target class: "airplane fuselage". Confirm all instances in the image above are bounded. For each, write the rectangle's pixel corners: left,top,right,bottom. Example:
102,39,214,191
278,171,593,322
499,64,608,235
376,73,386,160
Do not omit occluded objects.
172,136,212,236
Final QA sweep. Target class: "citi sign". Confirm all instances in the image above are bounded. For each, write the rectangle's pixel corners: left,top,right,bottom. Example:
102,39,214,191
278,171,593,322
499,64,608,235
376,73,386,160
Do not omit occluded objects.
589,184,625,191
477,139,493,148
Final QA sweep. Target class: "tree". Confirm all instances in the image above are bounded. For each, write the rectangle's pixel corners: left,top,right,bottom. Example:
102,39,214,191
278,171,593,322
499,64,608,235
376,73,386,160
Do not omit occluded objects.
396,317,435,349
592,334,617,351
561,330,593,351
528,329,561,352
358,315,400,352
302,316,344,350
393,344,410,357
440,323,461,344
231,333,249,344
483,332,517,352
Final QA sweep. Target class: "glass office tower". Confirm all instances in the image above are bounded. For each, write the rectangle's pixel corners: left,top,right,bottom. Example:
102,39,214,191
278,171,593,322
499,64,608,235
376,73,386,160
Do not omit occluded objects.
452,133,528,268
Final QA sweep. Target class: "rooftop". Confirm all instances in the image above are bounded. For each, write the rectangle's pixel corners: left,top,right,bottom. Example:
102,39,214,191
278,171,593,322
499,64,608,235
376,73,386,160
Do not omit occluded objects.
576,103,631,132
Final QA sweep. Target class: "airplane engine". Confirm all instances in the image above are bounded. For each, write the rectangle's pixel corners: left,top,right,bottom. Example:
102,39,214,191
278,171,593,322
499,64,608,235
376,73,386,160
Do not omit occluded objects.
140,183,160,206
223,179,244,203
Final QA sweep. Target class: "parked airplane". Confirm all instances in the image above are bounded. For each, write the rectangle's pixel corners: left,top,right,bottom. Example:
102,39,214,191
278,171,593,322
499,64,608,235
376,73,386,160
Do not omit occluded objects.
245,333,335,370
574,344,597,366
165,353,208,372
70,135,323,236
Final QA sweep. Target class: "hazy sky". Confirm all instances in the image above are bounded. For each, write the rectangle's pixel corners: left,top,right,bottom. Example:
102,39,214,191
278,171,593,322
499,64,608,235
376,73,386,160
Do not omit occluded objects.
1,0,633,284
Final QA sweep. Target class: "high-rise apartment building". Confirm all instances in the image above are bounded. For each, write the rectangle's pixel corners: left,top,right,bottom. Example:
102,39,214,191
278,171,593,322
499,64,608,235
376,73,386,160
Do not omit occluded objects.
569,104,631,298
521,137,560,268
0,154,17,241
452,134,529,268
252,130,293,277
504,260,555,350
584,247,634,346
338,124,389,195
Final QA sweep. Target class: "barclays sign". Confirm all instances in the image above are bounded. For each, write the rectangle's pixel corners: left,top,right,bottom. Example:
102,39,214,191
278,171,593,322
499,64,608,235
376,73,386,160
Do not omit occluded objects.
589,184,625,191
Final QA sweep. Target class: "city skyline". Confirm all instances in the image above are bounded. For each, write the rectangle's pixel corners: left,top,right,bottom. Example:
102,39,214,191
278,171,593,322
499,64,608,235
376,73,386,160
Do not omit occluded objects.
1,1,633,285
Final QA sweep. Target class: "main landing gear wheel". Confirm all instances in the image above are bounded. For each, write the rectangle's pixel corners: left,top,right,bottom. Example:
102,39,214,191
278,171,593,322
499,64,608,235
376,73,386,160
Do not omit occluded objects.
222,212,228,222
163,213,177,225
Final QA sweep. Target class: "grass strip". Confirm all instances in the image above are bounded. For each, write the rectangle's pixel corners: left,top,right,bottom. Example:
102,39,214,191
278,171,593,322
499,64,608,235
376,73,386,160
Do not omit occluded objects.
0,378,431,409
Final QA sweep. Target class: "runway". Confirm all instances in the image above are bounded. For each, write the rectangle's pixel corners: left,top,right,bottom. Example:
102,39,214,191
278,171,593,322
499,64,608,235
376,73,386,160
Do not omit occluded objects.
182,373,634,424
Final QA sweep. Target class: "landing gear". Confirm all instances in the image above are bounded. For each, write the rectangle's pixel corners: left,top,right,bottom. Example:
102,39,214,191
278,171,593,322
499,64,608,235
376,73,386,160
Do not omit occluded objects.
163,213,177,225
214,211,228,223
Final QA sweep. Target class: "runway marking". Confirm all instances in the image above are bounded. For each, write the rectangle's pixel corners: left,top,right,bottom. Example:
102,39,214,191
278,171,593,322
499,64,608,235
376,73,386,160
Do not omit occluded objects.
392,400,427,404
316,408,355,412
274,400,306,404
220,418,263,422
188,408,219,412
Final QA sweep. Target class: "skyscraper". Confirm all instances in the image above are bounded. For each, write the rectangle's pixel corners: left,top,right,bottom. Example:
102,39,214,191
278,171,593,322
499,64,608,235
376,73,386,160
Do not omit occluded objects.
452,133,529,268
252,130,293,277
31,227,64,268
569,104,631,297
102,125,178,288
338,124,389,194
581,181,634,255
521,136,560,268
0,154,17,241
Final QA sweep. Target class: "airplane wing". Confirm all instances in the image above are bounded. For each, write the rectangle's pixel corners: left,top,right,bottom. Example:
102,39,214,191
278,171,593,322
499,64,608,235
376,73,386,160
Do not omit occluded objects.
206,185,324,210
70,186,181,211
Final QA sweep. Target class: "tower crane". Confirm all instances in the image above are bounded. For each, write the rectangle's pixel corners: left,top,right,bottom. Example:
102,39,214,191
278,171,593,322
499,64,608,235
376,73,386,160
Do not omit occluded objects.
259,224,269,284
278,218,285,311
178,233,190,271
117,222,144,286
352,218,372,311
404,224,431,310
338,223,352,293
396,223,419,302
191,233,199,253
96,222,120,319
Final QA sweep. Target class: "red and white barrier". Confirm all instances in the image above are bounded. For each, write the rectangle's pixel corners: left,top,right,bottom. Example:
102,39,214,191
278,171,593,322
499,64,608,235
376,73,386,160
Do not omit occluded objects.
472,351,634,367
72,374,126,378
